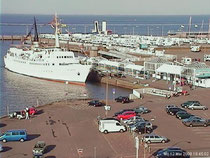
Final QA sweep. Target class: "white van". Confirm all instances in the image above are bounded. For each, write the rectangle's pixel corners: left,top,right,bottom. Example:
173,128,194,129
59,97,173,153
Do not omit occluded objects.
99,120,126,134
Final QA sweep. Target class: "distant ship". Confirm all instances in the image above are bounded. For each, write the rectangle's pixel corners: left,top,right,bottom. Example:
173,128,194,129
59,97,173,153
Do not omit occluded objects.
4,15,92,86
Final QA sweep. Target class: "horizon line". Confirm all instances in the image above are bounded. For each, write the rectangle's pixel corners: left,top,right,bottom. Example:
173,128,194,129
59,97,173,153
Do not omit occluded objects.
2,13,210,16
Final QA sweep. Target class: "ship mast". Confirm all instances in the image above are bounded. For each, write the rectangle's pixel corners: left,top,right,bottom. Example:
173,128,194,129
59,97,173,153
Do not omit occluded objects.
188,16,192,37
54,13,60,48
33,17,39,42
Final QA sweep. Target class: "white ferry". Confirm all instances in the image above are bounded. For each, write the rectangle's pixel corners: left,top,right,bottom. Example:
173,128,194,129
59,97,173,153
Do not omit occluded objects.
4,15,91,86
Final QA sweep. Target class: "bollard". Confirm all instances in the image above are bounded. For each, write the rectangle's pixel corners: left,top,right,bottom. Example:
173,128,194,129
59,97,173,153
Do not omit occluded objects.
148,146,151,153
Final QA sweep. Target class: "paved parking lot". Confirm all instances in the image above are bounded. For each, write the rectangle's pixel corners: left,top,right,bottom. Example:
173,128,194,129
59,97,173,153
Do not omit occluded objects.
1,86,210,158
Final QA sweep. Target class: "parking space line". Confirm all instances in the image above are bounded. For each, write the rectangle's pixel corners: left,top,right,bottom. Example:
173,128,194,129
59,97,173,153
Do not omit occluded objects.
200,135,210,137
102,135,118,155
147,144,168,148
191,128,210,131
202,138,210,141
194,131,210,134
123,154,136,158
203,112,209,117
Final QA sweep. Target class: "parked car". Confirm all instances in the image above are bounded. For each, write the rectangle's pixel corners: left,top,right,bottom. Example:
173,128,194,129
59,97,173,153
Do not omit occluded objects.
135,124,153,134
117,111,136,120
182,116,202,122
155,147,190,158
123,116,145,125
182,117,208,127
142,133,168,144
133,106,150,114
181,101,200,108
187,103,208,110
9,111,25,119
9,107,37,119
129,121,152,131
176,111,194,120
115,96,130,103
88,100,104,107
0,129,27,143
114,109,135,116
28,107,37,116
167,107,186,116
32,141,46,158
165,105,178,112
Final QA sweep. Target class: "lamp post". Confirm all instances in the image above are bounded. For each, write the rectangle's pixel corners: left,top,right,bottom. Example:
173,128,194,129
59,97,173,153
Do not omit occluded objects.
135,136,139,158
112,88,115,102
104,75,111,117
105,76,108,117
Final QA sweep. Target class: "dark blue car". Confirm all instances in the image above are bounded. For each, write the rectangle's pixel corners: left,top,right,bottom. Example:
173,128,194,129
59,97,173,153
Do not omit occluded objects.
88,100,104,107
155,147,190,158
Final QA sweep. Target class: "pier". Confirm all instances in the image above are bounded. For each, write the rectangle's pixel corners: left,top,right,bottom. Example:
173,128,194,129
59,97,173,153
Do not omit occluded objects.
0,35,24,41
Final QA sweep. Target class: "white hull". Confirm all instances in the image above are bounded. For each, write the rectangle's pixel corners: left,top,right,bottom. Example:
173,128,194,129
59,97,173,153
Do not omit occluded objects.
4,56,91,85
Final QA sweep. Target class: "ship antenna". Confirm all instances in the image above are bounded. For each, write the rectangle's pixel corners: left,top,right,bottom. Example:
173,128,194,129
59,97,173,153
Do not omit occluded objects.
54,13,60,48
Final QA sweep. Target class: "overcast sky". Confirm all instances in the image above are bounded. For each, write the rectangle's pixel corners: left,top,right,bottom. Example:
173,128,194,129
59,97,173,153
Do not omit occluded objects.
1,0,210,15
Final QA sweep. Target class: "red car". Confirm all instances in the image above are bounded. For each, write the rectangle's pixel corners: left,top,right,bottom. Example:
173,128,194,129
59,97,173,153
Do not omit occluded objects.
117,111,136,120
28,107,37,115
22,107,37,116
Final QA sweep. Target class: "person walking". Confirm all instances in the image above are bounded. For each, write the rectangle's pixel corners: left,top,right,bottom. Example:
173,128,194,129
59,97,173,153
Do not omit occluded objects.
25,108,29,119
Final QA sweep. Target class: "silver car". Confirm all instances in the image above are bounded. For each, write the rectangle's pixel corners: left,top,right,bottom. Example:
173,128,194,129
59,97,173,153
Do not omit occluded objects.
188,103,208,110
123,116,145,125
129,121,152,131
182,117,208,127
142,134,168,144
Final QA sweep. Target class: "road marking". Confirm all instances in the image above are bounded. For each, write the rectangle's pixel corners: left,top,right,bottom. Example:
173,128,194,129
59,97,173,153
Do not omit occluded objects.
203,112,209,117
200,135,210,137
102,135,118,155
191,128,210,131
194,131,210,134
202,138,210,141
122,154,136,158
147,144,168,148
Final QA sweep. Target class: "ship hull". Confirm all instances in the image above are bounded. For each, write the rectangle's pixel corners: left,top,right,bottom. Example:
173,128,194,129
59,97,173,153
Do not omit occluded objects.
4,56,91,85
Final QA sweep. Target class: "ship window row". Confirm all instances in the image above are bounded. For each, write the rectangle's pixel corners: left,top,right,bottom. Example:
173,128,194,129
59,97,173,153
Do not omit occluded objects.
29,63,51,66
14,60,26,64
57,56,73,59
59,63,72,65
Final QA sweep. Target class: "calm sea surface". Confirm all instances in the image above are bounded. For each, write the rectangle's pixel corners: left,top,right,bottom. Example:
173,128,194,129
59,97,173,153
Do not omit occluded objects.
0,14,210,116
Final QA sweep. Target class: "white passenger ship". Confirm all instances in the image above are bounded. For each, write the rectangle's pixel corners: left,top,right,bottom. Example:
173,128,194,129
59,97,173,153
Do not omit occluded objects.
4,16,91,86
